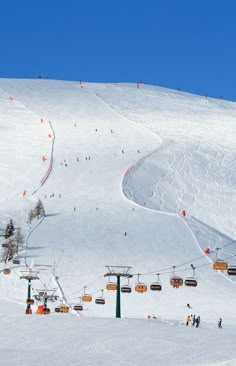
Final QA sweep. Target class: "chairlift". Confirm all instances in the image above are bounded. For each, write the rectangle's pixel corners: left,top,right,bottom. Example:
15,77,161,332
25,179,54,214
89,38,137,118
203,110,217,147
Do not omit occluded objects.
121,278,132,293
213,260,228,271
82,286,92,302
121,285,132,293
170,267,183,288
3,268,11,275
95,298,105,305
74,304,83,311
150,274,162,291
185,278,198,287
170,276,183,287
13,259,20,265
95,290,105,305
213,249,228,271
59,304,70,313
43,308,50,315
26,299,34,305
135,274,147,293
106,283,117,291
227,266,236,276
82,294,92,302
185,265,198,287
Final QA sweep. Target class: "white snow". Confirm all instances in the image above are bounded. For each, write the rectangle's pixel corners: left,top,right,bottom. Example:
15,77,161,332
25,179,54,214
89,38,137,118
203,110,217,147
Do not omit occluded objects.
0,79,236,365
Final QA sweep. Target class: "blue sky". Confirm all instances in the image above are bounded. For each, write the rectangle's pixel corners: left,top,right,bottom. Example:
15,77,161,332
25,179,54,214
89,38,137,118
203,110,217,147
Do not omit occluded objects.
1,0,236,100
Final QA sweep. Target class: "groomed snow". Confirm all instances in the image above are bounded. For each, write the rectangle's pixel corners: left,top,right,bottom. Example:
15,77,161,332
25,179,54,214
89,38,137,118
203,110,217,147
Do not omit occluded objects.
0,79,236,365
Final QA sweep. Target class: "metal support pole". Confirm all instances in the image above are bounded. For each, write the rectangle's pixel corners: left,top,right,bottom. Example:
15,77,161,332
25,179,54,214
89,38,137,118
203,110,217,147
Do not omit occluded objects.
116,275,121,318
104,265,132,319
44,296,48,310
26,278,31,314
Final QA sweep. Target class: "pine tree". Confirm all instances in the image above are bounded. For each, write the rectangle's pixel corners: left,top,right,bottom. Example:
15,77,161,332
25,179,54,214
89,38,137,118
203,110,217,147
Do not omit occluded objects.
35,199,45,218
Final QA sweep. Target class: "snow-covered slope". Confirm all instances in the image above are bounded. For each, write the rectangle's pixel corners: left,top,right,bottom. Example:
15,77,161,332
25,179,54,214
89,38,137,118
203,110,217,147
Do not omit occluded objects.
1,79,236,365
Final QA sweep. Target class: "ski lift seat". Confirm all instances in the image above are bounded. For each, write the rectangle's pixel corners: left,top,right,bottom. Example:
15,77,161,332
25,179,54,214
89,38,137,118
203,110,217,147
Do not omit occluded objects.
213,261,228,270
3,268,11,275
170,276,183,287
95,297,105,305
13,259,20,265
74,304,83,311
135,283,147,293
121,285,132,293
227,266,236,276
106,282,117,291
43,308,50,314
185,277,198,287
150,282,162,291
59,305,70,313
26,299,34,305
82,294,92,302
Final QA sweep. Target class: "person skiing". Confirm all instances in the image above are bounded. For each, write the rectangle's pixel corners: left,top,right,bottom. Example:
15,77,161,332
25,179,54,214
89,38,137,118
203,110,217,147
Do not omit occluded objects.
186,315,191,326
195,316,200,328
218,317,222,328
187,303,192,309
192,315,196,326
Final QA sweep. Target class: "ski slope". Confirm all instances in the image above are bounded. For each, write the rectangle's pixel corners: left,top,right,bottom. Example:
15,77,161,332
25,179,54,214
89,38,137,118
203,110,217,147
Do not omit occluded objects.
0,79,236,365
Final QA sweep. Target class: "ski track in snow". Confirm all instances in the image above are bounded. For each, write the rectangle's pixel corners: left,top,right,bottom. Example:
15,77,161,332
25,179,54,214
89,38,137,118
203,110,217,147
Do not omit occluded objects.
0,80,236,365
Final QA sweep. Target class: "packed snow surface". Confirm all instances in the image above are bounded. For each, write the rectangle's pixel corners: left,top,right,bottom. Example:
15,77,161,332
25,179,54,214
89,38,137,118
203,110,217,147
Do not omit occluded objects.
0,79,236,365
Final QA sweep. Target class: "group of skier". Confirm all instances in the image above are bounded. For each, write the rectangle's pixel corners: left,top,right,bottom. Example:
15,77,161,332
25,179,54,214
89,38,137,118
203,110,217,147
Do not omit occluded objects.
186,315,223,328
186,314,200,328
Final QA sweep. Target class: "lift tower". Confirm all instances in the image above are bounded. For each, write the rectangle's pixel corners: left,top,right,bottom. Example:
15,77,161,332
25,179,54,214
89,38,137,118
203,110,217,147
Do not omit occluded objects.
20,269,39,314
104,265,132,318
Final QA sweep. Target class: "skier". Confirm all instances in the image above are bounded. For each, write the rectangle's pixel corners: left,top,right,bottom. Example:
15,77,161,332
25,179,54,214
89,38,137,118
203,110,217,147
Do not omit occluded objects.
124,232,127,236
192,315,196,326
187,303,192,309
195,316,200,328
218,317,222,328
186,315,191,326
